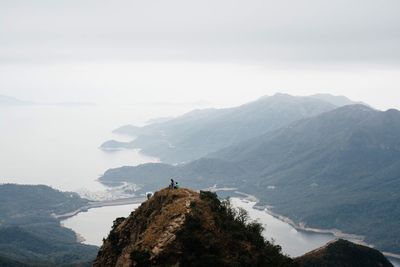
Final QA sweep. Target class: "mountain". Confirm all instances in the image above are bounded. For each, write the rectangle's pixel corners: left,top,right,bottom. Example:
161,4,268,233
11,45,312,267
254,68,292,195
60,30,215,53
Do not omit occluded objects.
94,188,294,266
101,93,340,163
93,189,292,267
100,158,246,188
208,105,400,254
209,104,400,254
0,184,98,266
99,104,400,255
94,188,392,267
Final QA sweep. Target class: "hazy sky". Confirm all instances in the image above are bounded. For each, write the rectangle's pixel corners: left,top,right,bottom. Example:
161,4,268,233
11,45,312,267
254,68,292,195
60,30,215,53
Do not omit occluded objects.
1,0,400,109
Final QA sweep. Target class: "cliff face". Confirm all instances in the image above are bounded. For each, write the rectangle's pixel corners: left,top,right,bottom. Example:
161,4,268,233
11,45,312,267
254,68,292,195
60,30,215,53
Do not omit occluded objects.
94,188,393,267
93,188,294,267
295,239,393,267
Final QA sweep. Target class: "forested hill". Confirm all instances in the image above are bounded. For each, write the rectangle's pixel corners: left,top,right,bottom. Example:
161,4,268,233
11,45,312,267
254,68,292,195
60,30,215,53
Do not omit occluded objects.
0,184,98,266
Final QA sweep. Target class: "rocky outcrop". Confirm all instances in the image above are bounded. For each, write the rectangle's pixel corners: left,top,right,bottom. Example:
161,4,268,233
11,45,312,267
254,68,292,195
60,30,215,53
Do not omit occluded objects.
93,188,294,267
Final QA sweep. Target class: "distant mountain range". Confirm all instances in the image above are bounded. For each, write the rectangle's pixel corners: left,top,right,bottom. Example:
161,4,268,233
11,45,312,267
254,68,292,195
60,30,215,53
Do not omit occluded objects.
100,100,400,255
101,93,359,163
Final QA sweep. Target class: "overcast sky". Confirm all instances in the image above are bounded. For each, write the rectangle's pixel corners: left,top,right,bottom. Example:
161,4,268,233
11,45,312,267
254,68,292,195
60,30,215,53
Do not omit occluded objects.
1,0,400,109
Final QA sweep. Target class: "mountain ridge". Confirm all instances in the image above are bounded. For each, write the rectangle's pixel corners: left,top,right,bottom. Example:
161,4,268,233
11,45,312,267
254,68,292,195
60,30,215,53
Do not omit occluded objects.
101,94,346,163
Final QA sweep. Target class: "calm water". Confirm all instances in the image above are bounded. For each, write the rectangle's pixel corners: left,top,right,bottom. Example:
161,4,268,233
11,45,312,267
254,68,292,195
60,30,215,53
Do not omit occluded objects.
0,104,196,191
62,204,140,245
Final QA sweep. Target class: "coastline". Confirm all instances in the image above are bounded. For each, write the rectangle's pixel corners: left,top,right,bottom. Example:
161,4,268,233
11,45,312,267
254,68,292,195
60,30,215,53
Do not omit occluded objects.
261,207,400,260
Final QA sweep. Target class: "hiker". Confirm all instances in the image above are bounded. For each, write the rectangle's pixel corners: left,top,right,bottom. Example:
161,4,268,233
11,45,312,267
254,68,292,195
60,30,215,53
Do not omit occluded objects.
174,181,179,189
169,178,175,189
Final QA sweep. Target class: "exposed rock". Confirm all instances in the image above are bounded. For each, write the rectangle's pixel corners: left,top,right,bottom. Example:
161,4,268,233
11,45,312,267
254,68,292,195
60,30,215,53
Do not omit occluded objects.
93,188,294,267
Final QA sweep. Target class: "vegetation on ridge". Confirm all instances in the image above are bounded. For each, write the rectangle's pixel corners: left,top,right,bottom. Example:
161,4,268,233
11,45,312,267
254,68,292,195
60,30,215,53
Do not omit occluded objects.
94,188,295,267
175,190,295,266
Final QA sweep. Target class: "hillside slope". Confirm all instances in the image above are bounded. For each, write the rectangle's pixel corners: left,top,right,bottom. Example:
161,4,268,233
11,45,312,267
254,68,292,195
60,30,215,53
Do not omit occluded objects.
0,184,98,266
208,105,400,252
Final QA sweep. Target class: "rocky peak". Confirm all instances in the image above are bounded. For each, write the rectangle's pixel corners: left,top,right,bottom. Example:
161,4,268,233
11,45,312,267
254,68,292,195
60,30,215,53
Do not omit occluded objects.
93,188,294,267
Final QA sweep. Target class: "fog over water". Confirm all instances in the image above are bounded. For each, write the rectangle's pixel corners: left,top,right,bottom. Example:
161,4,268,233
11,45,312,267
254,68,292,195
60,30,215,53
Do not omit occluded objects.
0,104,201,191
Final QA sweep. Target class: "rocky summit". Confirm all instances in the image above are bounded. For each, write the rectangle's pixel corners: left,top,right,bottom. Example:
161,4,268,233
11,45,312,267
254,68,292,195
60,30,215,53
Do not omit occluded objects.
93,188,294,267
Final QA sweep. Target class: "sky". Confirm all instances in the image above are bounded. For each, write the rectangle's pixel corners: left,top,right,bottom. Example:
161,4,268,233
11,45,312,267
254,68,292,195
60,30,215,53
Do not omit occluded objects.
1,0,400,109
